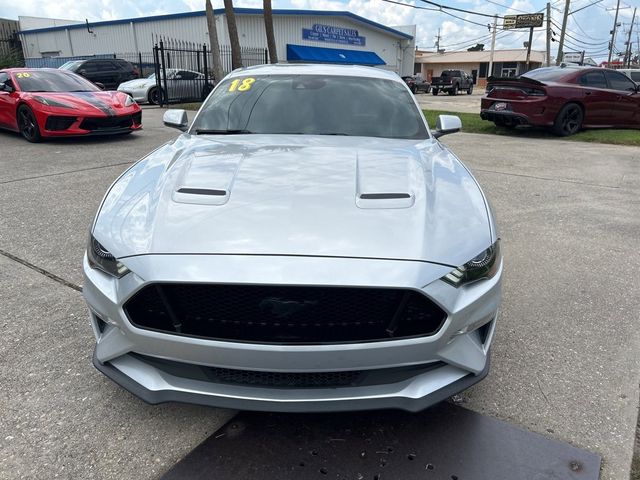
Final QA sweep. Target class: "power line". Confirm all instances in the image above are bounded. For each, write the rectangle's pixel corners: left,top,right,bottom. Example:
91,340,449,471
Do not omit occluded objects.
415,0,506,19
551,19,610,45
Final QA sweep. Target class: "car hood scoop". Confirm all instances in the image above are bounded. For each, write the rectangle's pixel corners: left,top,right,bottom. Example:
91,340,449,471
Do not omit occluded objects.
93,135,491,266
171,150,240,205
356,154,415,209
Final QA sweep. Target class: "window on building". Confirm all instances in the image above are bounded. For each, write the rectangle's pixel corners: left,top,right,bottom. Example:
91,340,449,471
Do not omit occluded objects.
501,62,517,77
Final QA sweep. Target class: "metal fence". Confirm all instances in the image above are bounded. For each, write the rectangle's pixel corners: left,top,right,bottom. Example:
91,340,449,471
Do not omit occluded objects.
152,37,268,105
153,40,212,106
25,54,116,69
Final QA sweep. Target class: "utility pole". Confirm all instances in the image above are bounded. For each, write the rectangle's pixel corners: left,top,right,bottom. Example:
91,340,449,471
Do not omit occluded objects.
435,28,441,52
624,8,636,67
608,0,621,66
488,15,497,77
556,0,570,65
525,27,534,71
546,2,551,66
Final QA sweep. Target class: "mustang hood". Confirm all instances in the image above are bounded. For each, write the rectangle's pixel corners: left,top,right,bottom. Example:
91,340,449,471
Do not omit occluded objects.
93,135,492,267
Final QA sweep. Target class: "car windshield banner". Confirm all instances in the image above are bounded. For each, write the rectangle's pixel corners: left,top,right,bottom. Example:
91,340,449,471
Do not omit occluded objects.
302,24,366,46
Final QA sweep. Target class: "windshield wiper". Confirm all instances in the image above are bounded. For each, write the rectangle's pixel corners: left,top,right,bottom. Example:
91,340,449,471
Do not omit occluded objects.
195,129,253,135
317,132,349,136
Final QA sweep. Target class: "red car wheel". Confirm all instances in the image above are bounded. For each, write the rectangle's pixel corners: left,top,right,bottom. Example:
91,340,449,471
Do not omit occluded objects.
17,105,42,143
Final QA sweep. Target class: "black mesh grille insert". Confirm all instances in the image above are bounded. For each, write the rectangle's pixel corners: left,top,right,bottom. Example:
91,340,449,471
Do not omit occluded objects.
45,115,76,131
79,115,134,131
124,284,447,344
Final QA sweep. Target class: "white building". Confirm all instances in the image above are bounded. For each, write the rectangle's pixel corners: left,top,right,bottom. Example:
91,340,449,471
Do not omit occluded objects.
18,8,416,76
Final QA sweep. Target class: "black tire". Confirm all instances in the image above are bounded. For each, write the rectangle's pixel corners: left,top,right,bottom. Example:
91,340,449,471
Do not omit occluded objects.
425,86,431,94
410,85,417,94
432,89,439,96
448,85,459,96
553,103,583,137
148,87,165,105
467,84,474,95
17,105,42,143
494,117,506,127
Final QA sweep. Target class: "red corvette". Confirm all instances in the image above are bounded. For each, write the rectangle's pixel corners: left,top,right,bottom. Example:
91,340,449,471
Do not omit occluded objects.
481,65,640,136
0,68,142,142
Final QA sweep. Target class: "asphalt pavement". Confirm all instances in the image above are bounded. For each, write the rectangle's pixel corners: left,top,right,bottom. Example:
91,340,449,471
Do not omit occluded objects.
0,107,638,479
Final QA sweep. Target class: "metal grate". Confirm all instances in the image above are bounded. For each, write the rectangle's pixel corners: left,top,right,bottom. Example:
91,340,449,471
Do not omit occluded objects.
80,113,138,131
45,115,76,131
124,284,447,344
206,367,362,388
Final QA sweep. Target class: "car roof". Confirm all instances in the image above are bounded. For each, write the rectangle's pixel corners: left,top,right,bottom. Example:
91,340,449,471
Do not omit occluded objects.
3,67,71,73
227,63,401,81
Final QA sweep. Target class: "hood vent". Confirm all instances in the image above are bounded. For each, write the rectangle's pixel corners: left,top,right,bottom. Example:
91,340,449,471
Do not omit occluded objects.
173,186,230,205
177,188,227,196
359,193,411,200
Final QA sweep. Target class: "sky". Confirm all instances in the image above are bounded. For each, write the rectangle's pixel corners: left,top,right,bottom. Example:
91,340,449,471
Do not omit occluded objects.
1,0,638,61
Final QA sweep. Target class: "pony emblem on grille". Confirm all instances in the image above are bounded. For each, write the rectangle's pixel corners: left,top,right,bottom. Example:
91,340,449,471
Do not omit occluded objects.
259,297,319,319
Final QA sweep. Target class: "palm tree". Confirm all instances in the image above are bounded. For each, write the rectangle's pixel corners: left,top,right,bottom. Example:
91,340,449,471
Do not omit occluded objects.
223,0,243,70
263,0,278,63
205,0,224,81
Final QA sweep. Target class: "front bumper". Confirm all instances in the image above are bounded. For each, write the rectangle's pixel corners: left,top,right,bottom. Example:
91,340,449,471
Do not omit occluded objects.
117,86,150,103
40,110,142,137
83,254,502,412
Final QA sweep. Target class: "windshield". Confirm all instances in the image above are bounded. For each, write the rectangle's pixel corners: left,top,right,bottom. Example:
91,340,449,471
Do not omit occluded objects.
191,75,428,139
14,70,100,92
59,61,82,71
521,67,574,82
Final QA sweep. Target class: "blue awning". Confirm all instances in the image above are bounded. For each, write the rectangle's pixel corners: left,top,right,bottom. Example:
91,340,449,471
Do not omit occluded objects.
286,44,386,66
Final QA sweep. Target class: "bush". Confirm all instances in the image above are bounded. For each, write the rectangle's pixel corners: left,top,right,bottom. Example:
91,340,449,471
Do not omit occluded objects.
0,48,25,69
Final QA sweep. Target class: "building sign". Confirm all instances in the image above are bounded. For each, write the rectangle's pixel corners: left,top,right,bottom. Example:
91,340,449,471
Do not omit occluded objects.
302,24,366,46
563,51,585,63
503,13,544,29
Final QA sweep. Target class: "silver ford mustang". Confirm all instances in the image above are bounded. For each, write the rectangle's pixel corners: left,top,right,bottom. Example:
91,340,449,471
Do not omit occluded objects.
84,64,502,412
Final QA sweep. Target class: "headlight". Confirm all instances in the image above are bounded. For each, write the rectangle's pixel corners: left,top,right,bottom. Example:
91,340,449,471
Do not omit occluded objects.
441,241,500,288
33,96,73,108
87,235,130,278
124,94,136,107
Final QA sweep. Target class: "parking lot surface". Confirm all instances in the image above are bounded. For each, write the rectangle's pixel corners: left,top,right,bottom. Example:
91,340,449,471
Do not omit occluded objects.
1,107,638,479
416,89,483,113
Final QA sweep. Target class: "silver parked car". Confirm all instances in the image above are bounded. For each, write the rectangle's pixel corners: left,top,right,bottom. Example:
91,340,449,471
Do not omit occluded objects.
84,64,502,412
117,68,213,104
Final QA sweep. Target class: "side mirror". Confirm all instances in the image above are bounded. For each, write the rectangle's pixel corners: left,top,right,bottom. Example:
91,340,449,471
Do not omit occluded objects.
163,109,188,131
78,69,87,76
433,114,462,139
94,82,105,90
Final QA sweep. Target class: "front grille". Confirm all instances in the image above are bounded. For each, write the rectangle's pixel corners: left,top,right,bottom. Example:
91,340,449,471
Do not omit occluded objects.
79,115,134,131
124,284,447,344
131,353,446,389
45,115,76,131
